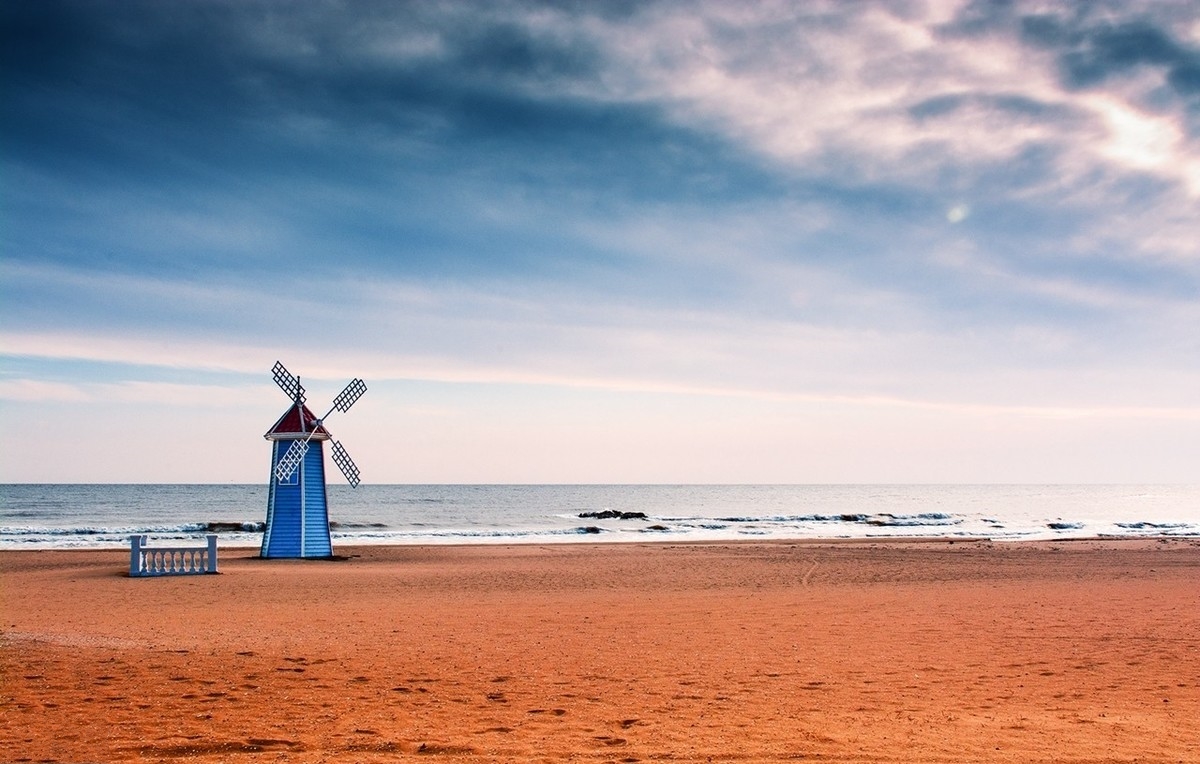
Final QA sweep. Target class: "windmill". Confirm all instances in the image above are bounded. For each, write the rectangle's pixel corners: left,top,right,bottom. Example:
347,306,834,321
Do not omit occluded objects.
262,361,366,558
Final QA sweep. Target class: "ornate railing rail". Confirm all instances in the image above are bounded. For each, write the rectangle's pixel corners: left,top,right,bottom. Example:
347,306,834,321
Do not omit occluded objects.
129,535,219,577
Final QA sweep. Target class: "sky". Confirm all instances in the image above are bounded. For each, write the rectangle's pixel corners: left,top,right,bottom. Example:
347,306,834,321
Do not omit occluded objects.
2,0,1199,484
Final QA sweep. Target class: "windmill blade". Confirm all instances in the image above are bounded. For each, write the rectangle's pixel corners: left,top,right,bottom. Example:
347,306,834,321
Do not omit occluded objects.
330,440,361,488
274,439,309,483
272,361,306,404
332,378,367,413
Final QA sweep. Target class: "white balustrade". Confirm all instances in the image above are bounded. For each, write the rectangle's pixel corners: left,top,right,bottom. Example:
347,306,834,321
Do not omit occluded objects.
129,535,219,577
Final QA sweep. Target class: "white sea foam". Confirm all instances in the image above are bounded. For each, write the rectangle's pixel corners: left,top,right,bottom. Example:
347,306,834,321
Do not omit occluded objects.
1,484,1197,549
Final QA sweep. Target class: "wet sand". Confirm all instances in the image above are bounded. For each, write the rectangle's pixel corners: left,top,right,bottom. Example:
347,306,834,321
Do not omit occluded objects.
2,539,1198,762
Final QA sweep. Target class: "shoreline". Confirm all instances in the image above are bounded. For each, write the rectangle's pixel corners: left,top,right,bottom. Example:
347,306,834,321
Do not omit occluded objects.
5,530,1200,553
3,538,1197,762
2,531,1198,554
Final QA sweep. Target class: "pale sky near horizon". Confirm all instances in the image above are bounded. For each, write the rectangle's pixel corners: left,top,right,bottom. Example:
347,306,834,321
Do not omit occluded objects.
2,1,1199,484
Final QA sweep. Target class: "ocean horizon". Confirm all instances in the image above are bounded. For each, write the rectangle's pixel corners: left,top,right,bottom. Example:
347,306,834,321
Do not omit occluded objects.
1,483,1197,550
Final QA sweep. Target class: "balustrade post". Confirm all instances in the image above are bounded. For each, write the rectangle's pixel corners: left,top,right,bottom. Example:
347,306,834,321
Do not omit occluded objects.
129,535,146,576
206,535,219,573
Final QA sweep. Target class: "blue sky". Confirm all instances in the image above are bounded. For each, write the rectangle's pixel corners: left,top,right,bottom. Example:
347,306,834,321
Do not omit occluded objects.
2,0,1198,483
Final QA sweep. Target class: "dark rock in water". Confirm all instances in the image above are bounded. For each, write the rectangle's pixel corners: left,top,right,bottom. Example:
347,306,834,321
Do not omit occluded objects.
1048,521,1084,530
645,525,669,531
578,526,603,534
578,510,648,520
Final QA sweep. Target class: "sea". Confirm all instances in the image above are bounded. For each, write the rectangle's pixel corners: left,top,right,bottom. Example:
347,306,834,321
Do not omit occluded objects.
0,484,1197,550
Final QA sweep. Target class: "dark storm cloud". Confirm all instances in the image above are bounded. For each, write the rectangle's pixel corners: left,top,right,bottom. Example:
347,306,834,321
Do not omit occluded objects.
0,0,780,291
1019,11,1200,101
0,0,690,173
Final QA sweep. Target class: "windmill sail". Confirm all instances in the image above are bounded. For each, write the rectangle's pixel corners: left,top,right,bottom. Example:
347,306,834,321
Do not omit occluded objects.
330,440,361,488
274,439,309,483
333,378,366,413
272,361,306,404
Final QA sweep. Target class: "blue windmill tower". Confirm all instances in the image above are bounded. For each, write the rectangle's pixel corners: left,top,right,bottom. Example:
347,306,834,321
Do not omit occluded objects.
262,361,366,558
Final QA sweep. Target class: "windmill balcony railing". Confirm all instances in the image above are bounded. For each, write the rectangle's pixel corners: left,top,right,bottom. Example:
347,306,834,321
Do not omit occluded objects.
129,534,220,577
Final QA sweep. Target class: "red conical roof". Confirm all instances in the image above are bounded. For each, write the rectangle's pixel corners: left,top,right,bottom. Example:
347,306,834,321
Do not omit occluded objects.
264,402,332,441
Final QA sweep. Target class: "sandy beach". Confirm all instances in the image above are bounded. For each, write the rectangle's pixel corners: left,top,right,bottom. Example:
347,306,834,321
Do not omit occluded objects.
2,538,1197,763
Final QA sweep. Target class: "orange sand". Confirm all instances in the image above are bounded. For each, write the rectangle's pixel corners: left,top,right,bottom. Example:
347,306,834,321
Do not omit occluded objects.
2,539,1198,762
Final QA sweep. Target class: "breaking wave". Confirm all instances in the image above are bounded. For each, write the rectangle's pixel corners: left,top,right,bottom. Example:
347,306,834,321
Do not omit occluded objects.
692,511,960,528
0,521,266,548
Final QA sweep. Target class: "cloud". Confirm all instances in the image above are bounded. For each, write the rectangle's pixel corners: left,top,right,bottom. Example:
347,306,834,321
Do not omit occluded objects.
0,379,90,403
0,378,269,407
6,1,1198,265
1083,92,1200,193
2,1,1199,481
1021,11,1200,96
